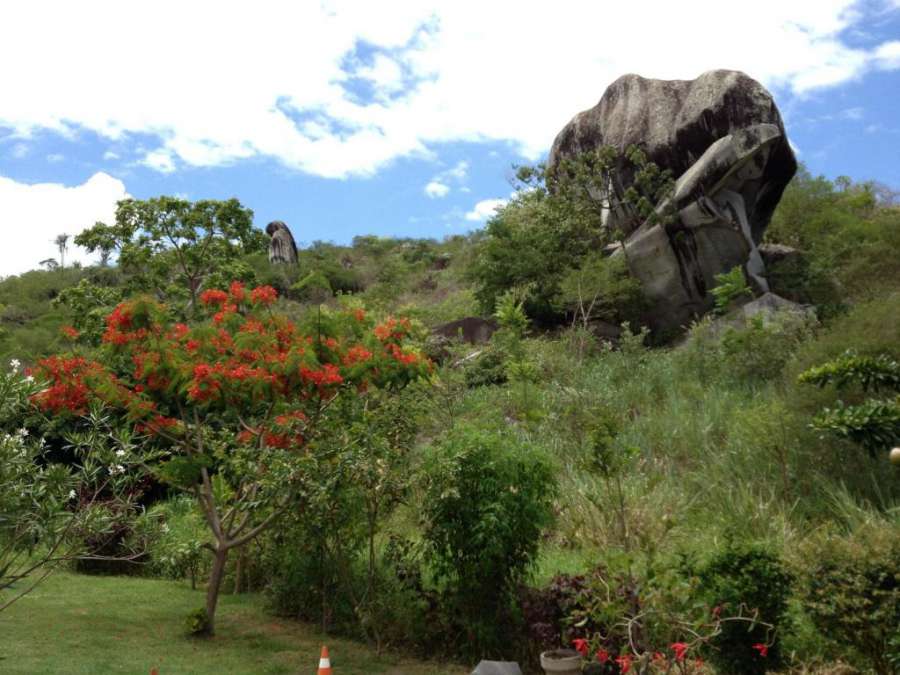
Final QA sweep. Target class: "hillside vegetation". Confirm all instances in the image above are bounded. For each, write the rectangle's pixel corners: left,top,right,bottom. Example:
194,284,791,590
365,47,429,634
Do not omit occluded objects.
1,168,898,674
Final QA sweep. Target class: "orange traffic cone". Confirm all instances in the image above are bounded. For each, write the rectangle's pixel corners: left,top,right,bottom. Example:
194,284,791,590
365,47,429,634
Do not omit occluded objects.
317,645,332,674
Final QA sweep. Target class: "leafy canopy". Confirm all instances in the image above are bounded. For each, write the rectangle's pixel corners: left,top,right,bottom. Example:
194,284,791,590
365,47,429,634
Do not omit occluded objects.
75,197,267,311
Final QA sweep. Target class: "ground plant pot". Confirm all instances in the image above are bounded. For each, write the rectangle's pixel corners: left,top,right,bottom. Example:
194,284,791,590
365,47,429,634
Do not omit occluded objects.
539,649,582,675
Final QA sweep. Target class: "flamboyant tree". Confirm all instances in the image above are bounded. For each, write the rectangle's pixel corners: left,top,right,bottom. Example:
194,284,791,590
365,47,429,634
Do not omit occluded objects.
31,282,430,634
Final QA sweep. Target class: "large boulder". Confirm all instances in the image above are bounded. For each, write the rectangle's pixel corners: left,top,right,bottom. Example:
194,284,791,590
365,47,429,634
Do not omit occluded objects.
548,70,797,333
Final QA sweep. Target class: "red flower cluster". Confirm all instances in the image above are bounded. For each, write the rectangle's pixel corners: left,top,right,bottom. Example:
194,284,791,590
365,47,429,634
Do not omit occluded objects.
200,289,229,306
32,283,429,466
103,304,148,345
61,325,79,340
31,356,105,414
342,345,373,366
250,285,277,306
300,363,344,389
752,643,768,657
229,281,246,303
373,316,412,342
671,642,689,661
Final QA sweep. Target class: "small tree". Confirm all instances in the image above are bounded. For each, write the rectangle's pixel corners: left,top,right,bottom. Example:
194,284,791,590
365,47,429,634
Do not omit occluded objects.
75,197,267,312
1,360,143,612
470,147,673,322
31,283,430,635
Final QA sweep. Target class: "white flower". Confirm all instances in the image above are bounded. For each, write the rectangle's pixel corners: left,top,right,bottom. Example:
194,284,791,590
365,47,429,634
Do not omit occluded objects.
161,523,170,533
68,489,77,500
25,375,34,383
9,358,20,372
108,464,125,476
17,427,28,438
115,449,127,458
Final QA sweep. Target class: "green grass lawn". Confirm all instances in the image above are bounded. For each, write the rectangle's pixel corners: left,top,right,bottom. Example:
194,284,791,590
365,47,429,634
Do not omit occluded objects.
1,572,467,674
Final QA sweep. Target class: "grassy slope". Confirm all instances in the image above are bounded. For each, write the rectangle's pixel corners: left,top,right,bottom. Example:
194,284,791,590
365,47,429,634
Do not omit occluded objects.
1,572,465,675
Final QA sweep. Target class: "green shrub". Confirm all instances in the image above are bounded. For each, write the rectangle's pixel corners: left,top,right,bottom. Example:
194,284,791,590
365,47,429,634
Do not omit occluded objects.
137,496,209,588
421,426,557,656
185,607,209,636
799,350,900,457
711,266,752,314
795,522,900,674
720,311,814,382
290,270,333,303
464,348,508,388
698,543,793,674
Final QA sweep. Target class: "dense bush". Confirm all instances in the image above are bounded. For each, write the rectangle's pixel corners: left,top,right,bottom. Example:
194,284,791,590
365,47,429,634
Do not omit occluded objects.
421,426,557,657
698,543,793,674
795,522,900,674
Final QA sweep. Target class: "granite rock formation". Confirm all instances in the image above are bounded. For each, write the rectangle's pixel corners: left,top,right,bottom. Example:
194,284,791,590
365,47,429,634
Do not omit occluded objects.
548,70,797,332
266,220,298,265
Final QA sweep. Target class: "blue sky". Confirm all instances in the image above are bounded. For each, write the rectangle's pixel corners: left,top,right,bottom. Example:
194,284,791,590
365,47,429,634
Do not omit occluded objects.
1,0,899,275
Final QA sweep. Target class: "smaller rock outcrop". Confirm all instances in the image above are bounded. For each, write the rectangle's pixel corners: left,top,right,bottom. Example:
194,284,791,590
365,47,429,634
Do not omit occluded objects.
266,220,298,265
432,317,499,345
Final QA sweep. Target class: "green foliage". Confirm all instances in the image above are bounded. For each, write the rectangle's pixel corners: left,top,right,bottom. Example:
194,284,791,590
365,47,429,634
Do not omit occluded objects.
463,349,508,388
719,311,815,382
53,279,124,344
698,543,793,674
711,266,752,314
74,196,262,311
559,252,644,327
138,496,209,588
185,607,210,636
469,147,668,323
768,167,900,304
799,350,900,393
795,522,900,675
811,398,900,456
290,270,333,303
421,426,557,656
1,364,74,601
799,350,900,456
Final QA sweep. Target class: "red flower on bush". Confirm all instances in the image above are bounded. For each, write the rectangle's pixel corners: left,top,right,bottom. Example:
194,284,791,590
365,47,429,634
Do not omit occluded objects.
615,654,632,673
572,639,589,657
30,356,105,414
61,325,79,339
671,642,689,661
250,285,277,306
229,281,246,303
595,648,610,663
200,289,229,306
752,643,768,657
342,345,373,366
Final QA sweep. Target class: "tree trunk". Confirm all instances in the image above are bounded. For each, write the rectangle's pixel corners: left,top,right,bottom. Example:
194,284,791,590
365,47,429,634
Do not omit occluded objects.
205,545,229,635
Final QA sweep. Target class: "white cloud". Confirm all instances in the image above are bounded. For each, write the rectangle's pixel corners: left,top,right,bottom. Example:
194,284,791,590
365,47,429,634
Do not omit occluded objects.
103,150,119,160
443,160,468,181
46,153,64,163
10,143,28,159
873,40,900,69
143,149,176,173
424,180,450,198
0,172,128,276
423,159,468,197
465,198,508,221
0,1,898,178
840,106,864,119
